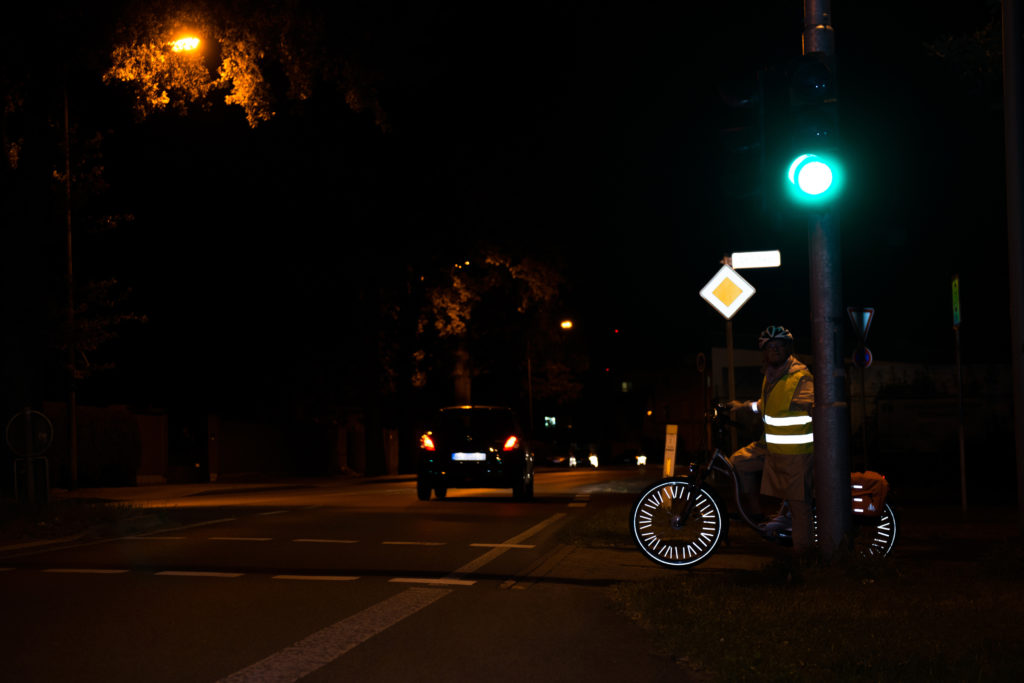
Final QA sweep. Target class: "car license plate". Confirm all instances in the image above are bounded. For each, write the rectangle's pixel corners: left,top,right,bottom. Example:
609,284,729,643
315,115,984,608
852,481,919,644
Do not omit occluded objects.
452,452,487,461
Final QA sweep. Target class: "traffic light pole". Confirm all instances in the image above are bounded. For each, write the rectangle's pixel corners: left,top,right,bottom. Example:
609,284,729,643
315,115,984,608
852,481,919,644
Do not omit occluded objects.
803,0,851,557
1001,0,1024,533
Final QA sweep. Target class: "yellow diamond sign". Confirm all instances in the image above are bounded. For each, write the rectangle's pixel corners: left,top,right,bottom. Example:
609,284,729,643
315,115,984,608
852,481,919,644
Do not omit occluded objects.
700,265,755,319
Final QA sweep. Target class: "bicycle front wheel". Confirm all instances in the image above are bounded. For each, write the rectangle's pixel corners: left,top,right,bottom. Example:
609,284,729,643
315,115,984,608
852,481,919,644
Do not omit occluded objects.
850,502,898,558
630,479,726,568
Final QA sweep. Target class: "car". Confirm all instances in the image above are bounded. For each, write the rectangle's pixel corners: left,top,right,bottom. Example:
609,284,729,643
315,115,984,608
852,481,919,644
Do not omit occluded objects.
416,405,534,501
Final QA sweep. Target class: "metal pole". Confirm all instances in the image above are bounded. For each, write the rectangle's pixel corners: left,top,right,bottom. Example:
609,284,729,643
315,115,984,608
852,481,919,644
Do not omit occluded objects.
24,407,35,504
804,0,850,556
955,325,967,511
726,319,737,452
64,86,78,490
1002,0,1024,533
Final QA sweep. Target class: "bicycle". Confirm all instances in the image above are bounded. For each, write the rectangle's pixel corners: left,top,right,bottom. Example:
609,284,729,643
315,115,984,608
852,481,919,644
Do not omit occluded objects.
630,404,898,569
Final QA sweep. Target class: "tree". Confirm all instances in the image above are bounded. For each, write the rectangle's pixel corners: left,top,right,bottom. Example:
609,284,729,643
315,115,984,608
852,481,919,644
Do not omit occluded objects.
415,249,563,405
103,0,388,128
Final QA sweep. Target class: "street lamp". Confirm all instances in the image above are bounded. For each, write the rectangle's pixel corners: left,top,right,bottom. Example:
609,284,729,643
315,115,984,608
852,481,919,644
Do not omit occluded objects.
170,36,201,53
527,319,575,435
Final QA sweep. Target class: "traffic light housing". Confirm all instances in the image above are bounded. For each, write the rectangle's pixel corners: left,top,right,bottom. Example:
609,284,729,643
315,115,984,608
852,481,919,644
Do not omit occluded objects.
782,53,842,207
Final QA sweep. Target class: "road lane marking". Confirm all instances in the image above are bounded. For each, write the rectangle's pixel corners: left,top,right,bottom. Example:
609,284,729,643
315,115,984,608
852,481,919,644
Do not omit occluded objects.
500,543,576,590
156,570,244,578
43,568,130,575
272,575,360,582
210,537,273,542
293,539,358,544
124,536,186,540
216,587,451,683
447,513,566,579
259,510,289,516
469,543,535,549
381,541,445,546
389,577,476,586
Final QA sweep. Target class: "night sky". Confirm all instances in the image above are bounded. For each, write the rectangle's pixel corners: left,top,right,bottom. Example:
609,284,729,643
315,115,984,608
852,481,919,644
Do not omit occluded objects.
1,1,1012,422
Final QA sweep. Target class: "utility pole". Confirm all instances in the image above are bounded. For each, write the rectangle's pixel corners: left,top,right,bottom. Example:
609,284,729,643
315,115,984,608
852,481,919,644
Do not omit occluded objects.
803,0,850,556
1002,0,1024,533
64,86,78,490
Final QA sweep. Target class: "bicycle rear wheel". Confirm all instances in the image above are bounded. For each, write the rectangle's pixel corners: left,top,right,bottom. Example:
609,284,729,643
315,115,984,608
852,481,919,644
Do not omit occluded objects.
630,479,726,568
850,502,897,558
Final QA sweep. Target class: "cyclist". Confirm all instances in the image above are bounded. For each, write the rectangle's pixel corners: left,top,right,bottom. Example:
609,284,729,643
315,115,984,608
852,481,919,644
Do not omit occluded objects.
727,325,815,553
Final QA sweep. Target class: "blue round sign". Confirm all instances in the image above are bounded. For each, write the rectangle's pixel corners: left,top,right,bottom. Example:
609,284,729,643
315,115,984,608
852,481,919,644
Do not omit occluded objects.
852,346,873,369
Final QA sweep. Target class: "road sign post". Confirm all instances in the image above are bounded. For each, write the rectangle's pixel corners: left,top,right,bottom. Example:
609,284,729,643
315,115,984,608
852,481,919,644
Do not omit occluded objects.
847,307,874,468
953,274,967,511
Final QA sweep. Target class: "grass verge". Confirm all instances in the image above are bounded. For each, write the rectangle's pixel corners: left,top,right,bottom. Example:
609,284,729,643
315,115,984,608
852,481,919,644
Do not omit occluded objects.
569,499,1024,682
0,498,164,546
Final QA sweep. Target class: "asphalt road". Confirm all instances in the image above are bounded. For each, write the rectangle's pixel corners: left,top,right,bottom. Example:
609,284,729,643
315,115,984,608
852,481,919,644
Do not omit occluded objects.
0,467,707,682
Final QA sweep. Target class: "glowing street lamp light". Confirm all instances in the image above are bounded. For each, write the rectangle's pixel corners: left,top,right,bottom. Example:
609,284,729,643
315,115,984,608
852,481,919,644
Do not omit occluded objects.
170,36,201,53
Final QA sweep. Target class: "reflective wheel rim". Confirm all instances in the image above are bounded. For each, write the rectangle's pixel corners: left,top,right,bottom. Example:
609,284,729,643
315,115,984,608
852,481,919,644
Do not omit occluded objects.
633,482,722,567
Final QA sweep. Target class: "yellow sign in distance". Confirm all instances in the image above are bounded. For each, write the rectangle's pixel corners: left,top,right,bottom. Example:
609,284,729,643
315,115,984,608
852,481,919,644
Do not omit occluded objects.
699,265,756,319
663,424,678,477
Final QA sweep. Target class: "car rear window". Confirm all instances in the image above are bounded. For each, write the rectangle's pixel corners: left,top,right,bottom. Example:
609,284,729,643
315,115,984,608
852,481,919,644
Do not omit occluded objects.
437,409,517,435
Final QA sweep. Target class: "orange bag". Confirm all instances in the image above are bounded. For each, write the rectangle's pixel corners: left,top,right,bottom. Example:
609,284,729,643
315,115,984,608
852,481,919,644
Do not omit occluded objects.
850,471,889,516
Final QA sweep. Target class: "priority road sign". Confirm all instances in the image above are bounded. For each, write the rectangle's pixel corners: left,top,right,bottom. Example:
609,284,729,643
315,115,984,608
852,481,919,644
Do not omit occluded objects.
700,265,755,320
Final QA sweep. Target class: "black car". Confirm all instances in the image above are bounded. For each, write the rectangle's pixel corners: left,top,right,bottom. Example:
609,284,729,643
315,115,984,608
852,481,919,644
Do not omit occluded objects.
417,405,534,501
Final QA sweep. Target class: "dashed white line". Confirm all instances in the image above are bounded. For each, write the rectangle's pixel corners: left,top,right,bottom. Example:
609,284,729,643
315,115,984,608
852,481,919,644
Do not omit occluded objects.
389,577,476,586
381,541,445,546
156,570,244,578
209,537,273,542
470,543,534,549
43,568,129,575
272,575,360,582
293,539,358,544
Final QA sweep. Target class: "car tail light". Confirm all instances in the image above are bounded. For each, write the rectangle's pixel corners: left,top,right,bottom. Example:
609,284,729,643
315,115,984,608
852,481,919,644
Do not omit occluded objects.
502,436,519,451
420,433,435,451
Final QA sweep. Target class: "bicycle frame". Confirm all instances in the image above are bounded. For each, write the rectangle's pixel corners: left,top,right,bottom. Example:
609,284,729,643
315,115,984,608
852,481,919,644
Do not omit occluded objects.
678,447,763,535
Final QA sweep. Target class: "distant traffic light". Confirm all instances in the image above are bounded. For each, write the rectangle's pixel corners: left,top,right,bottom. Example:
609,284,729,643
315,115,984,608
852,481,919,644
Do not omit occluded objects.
782,53,843,206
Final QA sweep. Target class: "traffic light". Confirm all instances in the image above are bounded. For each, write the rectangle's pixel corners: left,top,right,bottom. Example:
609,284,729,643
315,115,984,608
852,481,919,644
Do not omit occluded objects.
782,53,843,207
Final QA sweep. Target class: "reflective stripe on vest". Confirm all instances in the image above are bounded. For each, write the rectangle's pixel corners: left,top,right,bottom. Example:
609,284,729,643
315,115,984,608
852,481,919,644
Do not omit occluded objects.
762,369,814,455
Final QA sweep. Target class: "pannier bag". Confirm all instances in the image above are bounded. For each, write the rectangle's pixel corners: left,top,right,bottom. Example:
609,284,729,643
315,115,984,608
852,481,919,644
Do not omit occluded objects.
850,471,889,516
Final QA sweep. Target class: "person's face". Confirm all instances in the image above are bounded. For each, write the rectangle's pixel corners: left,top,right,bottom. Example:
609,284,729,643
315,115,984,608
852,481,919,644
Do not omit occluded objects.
762,339,791,368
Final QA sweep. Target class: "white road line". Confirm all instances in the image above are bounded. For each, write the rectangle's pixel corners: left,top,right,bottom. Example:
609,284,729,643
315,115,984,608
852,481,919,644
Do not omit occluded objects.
216,587,451,683
209,537,273,542
124,536,186,540
389,577,476,586
469,543,535,549
258,510,289,516
293,539,358,544
43,568,129,575
381,541,445,546
448,512,566,579
156,570,244,578
272,575,360,582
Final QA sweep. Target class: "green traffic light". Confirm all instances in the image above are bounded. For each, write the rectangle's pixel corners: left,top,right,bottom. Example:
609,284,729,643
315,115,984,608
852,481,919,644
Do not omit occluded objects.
785,153,843,205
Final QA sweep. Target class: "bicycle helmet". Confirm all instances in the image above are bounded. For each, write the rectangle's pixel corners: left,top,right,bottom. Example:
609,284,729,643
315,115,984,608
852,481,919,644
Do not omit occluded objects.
758,325,794,349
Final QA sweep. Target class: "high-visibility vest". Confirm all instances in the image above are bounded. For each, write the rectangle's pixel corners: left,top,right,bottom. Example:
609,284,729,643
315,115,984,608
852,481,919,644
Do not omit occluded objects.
761,369,813,455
